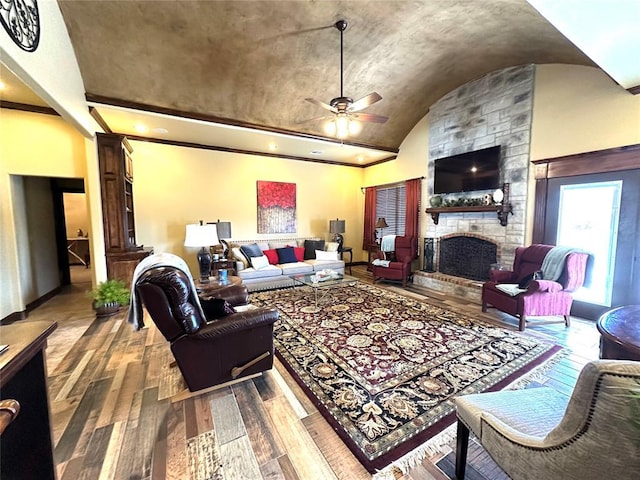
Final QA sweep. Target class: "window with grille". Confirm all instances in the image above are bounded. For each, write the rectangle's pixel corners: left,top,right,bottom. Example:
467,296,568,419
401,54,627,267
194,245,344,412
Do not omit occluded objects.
376,185,406,235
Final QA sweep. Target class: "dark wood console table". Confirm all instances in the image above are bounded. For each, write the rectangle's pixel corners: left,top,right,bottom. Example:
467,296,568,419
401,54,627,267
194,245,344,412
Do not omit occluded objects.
597,305,640,361
0,321,58,479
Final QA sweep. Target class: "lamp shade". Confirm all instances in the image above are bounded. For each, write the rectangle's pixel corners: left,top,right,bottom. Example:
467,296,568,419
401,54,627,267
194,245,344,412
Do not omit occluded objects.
329,219,345,234
184,223,219,247
375,217,389,228
216,221,232,239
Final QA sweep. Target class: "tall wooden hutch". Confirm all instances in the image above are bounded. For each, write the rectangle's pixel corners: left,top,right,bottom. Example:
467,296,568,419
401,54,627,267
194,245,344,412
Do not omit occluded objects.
97,133,152,285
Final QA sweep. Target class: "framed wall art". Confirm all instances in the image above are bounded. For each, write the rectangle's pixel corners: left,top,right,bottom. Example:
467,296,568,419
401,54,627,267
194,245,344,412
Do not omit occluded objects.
257,181,297,233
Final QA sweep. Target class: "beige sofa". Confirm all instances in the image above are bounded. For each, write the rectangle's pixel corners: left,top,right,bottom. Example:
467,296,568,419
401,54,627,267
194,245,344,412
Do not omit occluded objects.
229,238,345,291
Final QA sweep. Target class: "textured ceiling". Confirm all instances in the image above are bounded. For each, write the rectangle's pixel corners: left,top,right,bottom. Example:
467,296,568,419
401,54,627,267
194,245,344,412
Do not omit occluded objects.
57,0,593,151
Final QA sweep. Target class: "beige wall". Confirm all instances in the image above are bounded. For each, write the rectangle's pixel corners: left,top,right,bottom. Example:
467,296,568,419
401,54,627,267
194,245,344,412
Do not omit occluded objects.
131,141,366,275
0,110,91,318
64,193,90,238
531,64,640,160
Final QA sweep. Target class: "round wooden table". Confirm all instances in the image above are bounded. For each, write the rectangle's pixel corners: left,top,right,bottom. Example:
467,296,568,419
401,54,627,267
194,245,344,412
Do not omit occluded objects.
596,305,640,361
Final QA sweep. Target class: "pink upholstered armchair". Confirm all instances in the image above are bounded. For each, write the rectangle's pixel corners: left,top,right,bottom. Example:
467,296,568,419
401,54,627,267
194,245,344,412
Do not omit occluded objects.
372,236,417,287
482,244,589,331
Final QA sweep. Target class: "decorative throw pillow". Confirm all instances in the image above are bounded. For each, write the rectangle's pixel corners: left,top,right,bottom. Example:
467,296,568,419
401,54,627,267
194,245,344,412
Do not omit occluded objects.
293,247,305,262
326,242,339,252
240,243,263,263
276,246,298,264
304,239,325,260
250,255,270,270
200,297,236,320
231,247,248,269
262,249,279,265
315,250,338,261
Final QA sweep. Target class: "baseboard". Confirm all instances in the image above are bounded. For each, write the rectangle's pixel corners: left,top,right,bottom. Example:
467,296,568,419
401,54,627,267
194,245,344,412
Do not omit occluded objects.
1,310,27,325
25,286,63,313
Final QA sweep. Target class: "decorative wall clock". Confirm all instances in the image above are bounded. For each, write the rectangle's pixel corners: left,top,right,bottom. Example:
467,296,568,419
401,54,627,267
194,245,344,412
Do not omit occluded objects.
1,0,40,52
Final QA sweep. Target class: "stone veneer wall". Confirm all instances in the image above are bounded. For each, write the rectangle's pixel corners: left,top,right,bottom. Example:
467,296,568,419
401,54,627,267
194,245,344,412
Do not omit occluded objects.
415,65,535,299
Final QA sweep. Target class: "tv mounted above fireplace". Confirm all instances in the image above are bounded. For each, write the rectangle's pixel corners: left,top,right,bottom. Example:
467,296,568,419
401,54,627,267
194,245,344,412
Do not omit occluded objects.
433,145,501,194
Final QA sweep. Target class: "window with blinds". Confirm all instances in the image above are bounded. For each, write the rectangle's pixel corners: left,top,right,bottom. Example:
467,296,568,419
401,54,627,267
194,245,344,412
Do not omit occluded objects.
376,185,406,235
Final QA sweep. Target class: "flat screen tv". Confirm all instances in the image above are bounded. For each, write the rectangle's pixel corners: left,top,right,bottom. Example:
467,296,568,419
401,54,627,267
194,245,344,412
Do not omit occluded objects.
433,145,501,194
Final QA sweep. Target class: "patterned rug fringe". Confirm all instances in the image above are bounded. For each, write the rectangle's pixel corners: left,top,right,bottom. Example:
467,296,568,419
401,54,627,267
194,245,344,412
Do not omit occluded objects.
505,347,568,390
372,423,457,480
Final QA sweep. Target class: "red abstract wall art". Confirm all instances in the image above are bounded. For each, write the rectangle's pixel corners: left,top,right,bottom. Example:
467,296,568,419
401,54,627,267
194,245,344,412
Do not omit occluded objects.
257,181,297,233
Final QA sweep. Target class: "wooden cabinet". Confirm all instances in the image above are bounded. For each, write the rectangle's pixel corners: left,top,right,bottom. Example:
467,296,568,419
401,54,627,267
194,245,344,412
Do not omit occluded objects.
98,133,152,283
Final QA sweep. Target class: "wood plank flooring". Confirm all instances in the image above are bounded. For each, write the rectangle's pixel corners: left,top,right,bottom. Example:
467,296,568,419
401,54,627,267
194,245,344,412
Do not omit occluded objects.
22,265,601,479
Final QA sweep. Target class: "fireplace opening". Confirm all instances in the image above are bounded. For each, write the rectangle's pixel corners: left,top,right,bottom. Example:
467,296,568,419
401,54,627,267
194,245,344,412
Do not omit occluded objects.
439,236,497,281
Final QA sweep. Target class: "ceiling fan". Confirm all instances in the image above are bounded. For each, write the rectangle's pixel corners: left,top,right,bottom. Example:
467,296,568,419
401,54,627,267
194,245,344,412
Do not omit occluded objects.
303,19,388,139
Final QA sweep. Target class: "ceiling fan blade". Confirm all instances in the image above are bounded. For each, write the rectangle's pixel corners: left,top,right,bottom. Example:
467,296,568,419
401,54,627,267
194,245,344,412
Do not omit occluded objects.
305,98,337,113
297,114,332,124
348,92,382,112
351,112,388,124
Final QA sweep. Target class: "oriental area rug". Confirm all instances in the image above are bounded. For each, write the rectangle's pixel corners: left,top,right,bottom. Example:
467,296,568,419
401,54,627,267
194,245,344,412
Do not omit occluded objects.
249,283,563,475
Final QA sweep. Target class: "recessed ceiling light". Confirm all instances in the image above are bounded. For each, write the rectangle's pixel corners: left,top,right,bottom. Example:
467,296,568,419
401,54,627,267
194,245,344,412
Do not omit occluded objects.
152,127,168,134
310,150,323,155
357,155,364,163
134,124,148,134
268,142,278,151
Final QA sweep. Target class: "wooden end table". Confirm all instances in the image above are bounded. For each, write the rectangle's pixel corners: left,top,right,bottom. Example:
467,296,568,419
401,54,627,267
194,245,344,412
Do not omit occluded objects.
596,305,640,361
195,275,243,297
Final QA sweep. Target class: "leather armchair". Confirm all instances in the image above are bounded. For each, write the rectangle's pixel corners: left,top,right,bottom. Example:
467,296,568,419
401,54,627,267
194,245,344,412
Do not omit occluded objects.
135,266,279,392
482,244,588,331
454,360,640,480
372,236,417,287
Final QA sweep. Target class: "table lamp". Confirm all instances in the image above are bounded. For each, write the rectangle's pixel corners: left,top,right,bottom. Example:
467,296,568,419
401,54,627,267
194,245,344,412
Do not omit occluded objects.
184,221,219,283
374,217,388,243
329,218,345,252
215,220,232,258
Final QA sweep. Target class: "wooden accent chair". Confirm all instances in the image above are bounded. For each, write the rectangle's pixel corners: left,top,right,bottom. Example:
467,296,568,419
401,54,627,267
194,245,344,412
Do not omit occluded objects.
135,266,278,392
454,360,640,480
371,236,417,287
482,244,589,331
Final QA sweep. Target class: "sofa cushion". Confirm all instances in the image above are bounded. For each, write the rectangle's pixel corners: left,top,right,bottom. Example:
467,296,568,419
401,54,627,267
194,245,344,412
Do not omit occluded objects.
240,243,264,262
238,264,283,280
315,250,339,261
263,249,279,265
306,259,345,272
304,239,325,260
280,262,314,275
268,241,289,250
294,247,304,262
326,242,339,252
277,247,298,264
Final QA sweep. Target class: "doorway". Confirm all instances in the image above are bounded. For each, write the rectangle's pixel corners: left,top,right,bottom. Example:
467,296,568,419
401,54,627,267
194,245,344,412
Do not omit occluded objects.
542,170,640,319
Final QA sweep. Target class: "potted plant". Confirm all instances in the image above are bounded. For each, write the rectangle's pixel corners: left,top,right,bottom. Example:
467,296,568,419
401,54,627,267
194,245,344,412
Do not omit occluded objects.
87,279,131,317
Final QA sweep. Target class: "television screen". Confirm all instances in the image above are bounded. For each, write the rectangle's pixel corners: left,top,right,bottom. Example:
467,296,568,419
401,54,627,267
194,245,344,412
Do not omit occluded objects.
433,145,501,194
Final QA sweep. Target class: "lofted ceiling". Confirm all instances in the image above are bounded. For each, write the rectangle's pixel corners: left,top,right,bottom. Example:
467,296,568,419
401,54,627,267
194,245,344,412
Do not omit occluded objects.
7,1,634,165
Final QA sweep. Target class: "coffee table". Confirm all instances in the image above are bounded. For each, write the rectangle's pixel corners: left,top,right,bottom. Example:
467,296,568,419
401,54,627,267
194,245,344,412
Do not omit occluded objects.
290,272,358,308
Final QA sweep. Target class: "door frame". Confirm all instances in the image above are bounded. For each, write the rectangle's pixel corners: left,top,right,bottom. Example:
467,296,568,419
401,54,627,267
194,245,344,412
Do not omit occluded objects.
531,144,640,319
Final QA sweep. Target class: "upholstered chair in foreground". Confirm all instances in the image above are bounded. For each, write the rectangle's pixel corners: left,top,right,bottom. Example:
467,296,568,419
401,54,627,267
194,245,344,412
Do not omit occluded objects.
371,235,417,287
135,266,278,392
454,360,640,480
482,244,589,331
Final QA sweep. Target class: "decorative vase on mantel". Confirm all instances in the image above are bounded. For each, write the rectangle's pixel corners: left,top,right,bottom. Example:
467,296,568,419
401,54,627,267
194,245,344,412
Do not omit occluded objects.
429,195,443,207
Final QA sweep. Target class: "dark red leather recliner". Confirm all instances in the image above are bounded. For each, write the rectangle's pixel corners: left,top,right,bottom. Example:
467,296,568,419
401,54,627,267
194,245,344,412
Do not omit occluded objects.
135,266,278,392
482,244,589,331
372,236,417,287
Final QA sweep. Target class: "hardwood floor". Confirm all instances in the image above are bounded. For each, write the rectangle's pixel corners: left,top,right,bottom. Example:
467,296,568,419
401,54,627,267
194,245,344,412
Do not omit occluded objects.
24,265,601,479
